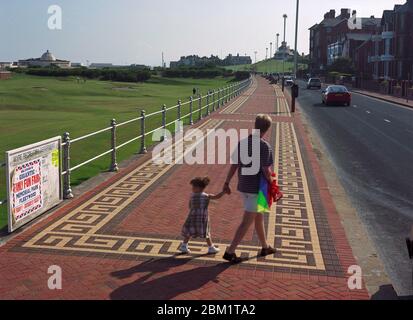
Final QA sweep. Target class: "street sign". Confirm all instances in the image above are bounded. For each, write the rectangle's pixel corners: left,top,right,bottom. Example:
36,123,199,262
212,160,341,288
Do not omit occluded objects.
6,137,62,233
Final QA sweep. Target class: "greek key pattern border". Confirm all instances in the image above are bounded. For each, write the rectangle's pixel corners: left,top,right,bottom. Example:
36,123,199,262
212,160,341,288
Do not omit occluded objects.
20,120,328,272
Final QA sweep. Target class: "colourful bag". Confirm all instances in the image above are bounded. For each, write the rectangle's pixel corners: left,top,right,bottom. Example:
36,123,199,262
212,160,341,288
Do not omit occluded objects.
257,173,283,213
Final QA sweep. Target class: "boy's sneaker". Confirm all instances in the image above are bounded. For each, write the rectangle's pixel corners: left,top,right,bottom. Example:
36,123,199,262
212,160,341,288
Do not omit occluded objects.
208,246,220,255
260,246,276,257
178,243,191,254
223,252,244,264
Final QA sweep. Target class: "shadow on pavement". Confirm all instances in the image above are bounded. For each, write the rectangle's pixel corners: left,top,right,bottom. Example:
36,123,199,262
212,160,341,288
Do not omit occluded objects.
110,256,231,300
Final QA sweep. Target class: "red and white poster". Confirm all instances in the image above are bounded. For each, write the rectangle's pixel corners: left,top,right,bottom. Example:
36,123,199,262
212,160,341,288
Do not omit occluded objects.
6,136,62,232
11,159,43,222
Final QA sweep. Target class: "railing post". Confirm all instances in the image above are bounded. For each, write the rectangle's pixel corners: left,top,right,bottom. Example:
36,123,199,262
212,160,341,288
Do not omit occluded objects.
198,93,202,120
206,91,210,116
213,90,216,111
226,86,229,103
221,88,224,106
217,89,221,109
161,104,167,142
109,119,119,172
140,110,147,154
177,99,182,121
189,96,194,125
63,132,73,199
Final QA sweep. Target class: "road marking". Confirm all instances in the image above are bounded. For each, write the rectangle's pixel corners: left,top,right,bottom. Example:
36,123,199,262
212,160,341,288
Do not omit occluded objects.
352,92,413,112
384,119,391,123
366,111,371,114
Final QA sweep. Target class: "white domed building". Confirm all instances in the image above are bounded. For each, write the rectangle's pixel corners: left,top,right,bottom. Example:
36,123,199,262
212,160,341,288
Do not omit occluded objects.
18,50,71,68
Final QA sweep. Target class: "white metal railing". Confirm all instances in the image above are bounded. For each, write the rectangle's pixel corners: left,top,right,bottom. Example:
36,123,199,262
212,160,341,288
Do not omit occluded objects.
59,77,252,199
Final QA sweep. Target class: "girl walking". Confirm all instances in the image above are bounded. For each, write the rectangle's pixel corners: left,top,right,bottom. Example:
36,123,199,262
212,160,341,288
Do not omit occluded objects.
179,177,226,255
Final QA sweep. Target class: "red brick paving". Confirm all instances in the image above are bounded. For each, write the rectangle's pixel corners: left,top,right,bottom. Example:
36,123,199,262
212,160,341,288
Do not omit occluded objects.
0,76,370,300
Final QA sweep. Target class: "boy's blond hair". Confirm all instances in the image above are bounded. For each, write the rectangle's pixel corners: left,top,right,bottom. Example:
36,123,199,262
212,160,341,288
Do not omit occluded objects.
255,114,272,133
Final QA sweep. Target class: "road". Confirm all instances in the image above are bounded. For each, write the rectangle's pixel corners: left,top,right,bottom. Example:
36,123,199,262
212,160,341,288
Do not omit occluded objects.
295,80,413,296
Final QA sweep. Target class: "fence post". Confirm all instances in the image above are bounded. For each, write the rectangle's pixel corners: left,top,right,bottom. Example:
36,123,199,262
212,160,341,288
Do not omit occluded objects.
109,119,119,172
221,88,224,106
63,132,73,199
198,93,202,120
140,110,147,154
217,89,221,109
189,96,194,125
177,99,182,121
161,104,167,142
206,91,210,116
212,90,216,112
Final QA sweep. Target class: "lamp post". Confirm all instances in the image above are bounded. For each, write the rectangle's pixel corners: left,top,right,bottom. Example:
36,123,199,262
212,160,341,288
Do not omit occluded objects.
276,33,280,54
282,14,288,76
254,51,258,64
266,47,268,60
294,0,300,79
270,42,273,60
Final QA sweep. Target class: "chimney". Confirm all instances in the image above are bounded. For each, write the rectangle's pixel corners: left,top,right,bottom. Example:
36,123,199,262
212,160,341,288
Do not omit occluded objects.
370,15,375,19
352,10,357,16
324,9,336,19
340,8,351,19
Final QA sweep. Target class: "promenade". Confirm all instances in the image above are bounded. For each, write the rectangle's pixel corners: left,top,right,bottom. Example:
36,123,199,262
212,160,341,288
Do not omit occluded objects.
0,76,369,300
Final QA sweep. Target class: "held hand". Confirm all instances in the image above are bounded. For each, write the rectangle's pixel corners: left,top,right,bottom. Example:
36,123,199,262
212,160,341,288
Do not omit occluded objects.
223,184,232,195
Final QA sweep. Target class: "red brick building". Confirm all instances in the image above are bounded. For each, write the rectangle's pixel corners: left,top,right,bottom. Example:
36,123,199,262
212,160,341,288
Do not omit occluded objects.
309,8,381,75
355,0,413,81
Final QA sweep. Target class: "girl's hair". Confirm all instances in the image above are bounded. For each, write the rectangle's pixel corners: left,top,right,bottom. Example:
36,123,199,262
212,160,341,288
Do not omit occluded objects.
190,177,210,189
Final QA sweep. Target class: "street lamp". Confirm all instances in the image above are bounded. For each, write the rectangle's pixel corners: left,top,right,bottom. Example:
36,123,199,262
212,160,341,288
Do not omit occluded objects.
254,51,258,64
266,47,268,60
276,33,280,53
282,14,288,76
270,42,273,60
294,0,300,79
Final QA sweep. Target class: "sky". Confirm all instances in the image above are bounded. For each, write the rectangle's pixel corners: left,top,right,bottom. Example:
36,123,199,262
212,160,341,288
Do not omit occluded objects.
0,0,404,66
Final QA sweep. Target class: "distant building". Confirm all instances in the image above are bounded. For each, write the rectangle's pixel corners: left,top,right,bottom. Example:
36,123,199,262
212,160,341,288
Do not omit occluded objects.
274,42,295,60
170,54,251,68
18,50,71,68
170,55,220,68
0,62,13,70
89,63,147,69
223,54,252,66
71,62,86,68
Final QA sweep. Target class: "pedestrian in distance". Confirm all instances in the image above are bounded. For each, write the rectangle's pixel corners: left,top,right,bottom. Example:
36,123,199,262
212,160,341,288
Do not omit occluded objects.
179,177,226,255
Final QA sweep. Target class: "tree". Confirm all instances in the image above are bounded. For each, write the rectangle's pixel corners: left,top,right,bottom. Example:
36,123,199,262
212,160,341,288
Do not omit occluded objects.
327,57,355,75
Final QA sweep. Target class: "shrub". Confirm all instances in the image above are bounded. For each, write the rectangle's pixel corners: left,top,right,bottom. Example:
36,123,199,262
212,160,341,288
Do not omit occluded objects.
234,71,250,81
12,67,151,83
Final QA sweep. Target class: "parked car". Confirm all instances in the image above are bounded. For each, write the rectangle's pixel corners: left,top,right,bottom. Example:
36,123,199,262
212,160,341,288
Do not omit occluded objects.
285,79,295,86
321,85,351,106
307,78,322,89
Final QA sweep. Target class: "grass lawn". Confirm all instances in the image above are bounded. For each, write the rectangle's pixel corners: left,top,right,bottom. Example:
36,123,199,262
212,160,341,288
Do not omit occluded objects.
225,59,307,74
0,73,235,230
